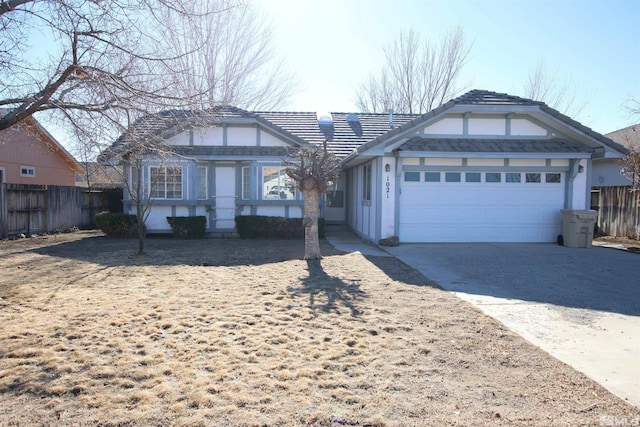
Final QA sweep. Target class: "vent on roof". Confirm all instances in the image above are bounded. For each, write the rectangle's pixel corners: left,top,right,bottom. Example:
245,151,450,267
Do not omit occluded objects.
347,113,363,137
317,111,333,125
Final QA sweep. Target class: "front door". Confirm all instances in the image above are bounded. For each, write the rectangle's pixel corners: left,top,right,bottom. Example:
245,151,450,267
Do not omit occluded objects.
214,166,236,230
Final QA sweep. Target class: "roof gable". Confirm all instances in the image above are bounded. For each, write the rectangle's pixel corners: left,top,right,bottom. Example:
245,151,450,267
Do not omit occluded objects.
345,90,628,164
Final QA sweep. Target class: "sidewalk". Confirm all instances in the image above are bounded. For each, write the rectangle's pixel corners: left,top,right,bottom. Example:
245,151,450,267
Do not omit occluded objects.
324,226,390,257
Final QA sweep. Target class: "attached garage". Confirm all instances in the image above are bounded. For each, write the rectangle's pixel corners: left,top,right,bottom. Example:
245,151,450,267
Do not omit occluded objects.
399,166,566,242
340,90,627,245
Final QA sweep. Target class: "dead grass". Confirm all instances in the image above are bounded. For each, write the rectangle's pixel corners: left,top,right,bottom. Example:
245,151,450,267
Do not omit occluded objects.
0,231,638,426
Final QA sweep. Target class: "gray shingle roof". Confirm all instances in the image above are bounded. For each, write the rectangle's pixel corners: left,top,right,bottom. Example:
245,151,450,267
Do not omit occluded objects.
106,90,626,163
255,111,418,157
399,136,593,154
172,146,289,157
454,89,544,106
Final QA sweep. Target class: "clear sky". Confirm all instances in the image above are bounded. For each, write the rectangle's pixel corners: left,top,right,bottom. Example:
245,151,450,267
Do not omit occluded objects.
256,0,640,135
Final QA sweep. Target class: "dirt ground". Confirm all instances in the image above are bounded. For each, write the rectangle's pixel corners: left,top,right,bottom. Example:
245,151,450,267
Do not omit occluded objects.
593,235,640,253
0,231,638,426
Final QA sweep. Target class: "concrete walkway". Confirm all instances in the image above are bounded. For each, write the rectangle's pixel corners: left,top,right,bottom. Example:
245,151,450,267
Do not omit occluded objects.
324,229,640,408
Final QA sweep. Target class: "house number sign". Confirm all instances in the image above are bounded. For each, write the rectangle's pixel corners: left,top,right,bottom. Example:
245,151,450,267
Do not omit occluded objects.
386,176,390,199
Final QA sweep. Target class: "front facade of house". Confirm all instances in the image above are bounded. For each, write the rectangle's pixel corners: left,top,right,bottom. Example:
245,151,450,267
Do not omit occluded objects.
117,90,626,243
0,116,82,186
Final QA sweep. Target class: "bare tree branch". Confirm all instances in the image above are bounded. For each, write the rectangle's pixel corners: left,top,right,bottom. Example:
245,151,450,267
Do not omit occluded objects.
355,27,472,114
522,60,590,119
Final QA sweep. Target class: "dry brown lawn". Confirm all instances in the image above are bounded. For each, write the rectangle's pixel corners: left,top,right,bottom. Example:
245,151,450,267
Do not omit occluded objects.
0,231,638,426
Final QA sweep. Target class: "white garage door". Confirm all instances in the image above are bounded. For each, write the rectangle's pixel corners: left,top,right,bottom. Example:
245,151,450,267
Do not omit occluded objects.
399,171,565,243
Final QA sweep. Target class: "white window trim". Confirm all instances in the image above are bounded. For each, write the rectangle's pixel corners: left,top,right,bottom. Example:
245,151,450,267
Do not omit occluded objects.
242,166,250,200
0,166,5,183
149,165,184,200
261,165,296,200
20,165,36,178
197,165,208,200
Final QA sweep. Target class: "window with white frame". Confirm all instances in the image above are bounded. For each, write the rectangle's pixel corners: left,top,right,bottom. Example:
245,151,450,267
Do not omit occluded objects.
362,164,372,201
150,166,183,199
197,166,207,199
262,166,295,200
20,165,35,177
242,166,250,200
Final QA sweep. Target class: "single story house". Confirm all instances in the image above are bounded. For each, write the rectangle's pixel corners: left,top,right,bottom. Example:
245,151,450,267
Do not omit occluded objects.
110,90,627,243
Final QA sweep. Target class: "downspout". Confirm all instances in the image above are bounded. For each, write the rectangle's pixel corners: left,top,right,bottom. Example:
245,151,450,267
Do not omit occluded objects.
565,159,580,209
394,153,402,239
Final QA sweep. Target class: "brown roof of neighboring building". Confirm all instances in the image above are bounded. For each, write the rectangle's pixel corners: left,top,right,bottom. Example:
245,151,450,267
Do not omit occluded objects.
606,123,640,150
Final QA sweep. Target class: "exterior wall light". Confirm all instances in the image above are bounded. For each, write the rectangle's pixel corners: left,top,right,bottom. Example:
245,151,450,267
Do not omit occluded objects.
385,163,391,172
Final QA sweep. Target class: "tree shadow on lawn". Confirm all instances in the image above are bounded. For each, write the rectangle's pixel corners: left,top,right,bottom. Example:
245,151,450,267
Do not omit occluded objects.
287,259,367,317
27,234,321,267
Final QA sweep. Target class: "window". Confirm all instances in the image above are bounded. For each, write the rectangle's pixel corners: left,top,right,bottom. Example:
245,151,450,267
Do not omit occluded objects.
404,171,420,182
20,165,35,177
362,164,371,201
506,173,521,183
546,173,561,183
263,166,295,200
445,172,461,182
465,172,481,183
197,166,207,199
425,172,440,182
150,166,183,199
526,173,541,183
486,172,501,183
242,166,250,200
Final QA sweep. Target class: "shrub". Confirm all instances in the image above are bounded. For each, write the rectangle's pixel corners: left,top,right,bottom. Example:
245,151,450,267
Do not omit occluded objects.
95,212,139,237
235,215,325,239
166,216,207,238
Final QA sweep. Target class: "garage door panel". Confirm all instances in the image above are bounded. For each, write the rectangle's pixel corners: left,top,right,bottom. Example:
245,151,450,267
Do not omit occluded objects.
399,173,564,243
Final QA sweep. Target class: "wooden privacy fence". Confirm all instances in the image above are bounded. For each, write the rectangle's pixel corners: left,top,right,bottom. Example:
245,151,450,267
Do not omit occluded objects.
593,186,640,239
0,184,105,239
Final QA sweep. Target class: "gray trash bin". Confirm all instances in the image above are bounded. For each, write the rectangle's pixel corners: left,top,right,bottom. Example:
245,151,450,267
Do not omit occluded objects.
561,209,598,248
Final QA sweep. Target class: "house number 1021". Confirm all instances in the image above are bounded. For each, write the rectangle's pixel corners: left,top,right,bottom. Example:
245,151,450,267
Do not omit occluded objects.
386,176,390,198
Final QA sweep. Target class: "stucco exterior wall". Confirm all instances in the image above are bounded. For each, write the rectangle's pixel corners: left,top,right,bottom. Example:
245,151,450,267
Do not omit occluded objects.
0,125,78,186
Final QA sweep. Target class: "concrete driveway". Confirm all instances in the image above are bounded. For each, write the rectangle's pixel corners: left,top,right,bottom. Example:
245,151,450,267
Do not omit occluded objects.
384,243,640,408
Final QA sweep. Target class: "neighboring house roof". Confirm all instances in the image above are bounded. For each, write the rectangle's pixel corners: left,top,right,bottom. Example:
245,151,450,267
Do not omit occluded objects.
606,123,640,150
75,162,123,188
345,90,627,165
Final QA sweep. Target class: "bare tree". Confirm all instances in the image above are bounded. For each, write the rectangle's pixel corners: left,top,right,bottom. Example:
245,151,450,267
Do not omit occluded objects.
158,2,296,110
620,149,640,240
94,111,189,254
355,27,472,114
0,0,226,131
284,142,341,260
523,61,590,119
624,98,640,122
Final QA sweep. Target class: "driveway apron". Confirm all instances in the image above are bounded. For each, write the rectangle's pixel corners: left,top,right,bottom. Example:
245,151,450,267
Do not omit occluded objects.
384,243,640,408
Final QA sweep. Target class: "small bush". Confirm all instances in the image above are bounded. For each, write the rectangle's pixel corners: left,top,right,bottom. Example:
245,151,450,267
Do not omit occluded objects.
166,216,207,239
235,215,325,239
95,212,139,237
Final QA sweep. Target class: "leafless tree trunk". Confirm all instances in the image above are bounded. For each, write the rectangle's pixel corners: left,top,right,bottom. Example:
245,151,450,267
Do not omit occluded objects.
523,60,590,120
355,27,472,114
285,142,341,260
